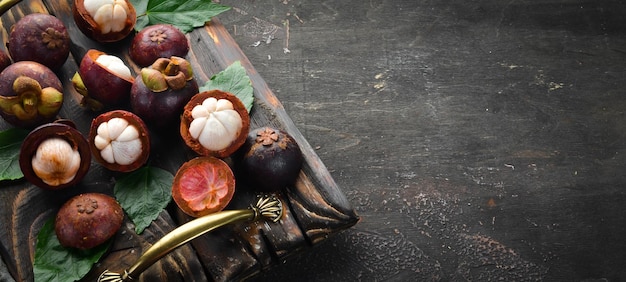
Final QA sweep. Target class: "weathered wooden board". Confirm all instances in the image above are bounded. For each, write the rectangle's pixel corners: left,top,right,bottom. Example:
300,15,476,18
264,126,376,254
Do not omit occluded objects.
211,1,626,280
0,0,359,281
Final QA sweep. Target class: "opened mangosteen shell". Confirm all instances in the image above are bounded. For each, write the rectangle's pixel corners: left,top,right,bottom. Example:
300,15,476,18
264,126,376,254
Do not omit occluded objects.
72,0,136,43
19,121,91,190
179,90,250,158
78,49,134,108
88,110,151,172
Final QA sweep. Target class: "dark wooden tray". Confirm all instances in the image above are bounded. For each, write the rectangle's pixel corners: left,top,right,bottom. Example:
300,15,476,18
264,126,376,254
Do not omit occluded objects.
0,1,359,281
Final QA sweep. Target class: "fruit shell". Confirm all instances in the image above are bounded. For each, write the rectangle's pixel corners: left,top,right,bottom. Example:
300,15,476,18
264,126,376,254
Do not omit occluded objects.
19,122,91,190
237,127,304,192
8,13,70,70
79,49,133,107
0,50,11,72
172,156,236,218
55,193,124,250
180,90,250,158
73,0,136,43
129,24,190,67
88,110,151,172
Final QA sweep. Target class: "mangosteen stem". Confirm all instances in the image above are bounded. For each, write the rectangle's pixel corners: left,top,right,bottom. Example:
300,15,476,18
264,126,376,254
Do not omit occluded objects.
0,0,22,15
21,94,36,112
97,195,283,282
256,127,280,146
12,99,37,120
163,61,180,76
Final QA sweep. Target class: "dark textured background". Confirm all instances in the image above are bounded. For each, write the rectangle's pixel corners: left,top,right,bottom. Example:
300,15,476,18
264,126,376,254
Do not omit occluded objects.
216,0,626,281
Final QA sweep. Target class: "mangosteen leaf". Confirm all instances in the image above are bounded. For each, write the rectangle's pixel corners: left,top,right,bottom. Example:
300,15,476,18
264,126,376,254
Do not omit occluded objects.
114,166,173,234
130,0,231,33
200,61,254,113
0,128,28,181
33,218,110,282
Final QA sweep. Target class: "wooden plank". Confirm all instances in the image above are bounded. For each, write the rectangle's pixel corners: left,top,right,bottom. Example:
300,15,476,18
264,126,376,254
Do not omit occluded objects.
214,1,626,280
0,0,359,281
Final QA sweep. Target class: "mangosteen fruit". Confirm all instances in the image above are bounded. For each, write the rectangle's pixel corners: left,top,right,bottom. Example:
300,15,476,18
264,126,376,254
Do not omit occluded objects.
19,121,91,190
129,24,190,67
179,90,250,158
0,61,64,128
73,49,134,111
130,56,199,129
236,127,303,192
172,156,236,218
73,0,136,42
55,193,124,250
0,50,11,72
89,110,150,172
8,13,70,70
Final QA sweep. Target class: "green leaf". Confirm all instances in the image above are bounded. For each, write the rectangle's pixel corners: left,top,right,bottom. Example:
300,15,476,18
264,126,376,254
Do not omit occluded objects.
33,218,110,282
130,0,231,33
0,128,28,181
114,166,173,234
200,61,254,112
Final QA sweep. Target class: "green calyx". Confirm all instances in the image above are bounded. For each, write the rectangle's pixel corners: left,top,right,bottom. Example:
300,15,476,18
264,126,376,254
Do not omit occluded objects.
0,76,63,120
71,72,103,111
141,56,194,92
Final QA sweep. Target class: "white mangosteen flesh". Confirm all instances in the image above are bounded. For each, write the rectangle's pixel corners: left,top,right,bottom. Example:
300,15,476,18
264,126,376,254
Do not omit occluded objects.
95,54,132,80
31,138,81,186
83,0,130,33
94,117,142,165
188,97,243,152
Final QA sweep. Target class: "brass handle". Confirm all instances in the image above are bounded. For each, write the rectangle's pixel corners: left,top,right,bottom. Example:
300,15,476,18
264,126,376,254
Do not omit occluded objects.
0,0,22,15
98,195,283,282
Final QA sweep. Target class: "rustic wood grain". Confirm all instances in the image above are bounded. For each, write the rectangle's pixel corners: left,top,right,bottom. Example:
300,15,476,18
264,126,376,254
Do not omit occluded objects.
214,0,626,281
0,0,359,281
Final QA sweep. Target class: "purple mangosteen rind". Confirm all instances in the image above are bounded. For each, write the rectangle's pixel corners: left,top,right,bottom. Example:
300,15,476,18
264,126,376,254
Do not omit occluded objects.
0,61,64,128
129,24,190,67
8,13,70,71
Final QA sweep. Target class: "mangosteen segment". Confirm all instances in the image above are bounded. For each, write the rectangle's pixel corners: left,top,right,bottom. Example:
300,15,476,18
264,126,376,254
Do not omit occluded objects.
74,0,136,42
83,0,132,34
180,90,250,158
89,110,150,172
93,117,143,166
95,54,133,80
188,97,243,152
